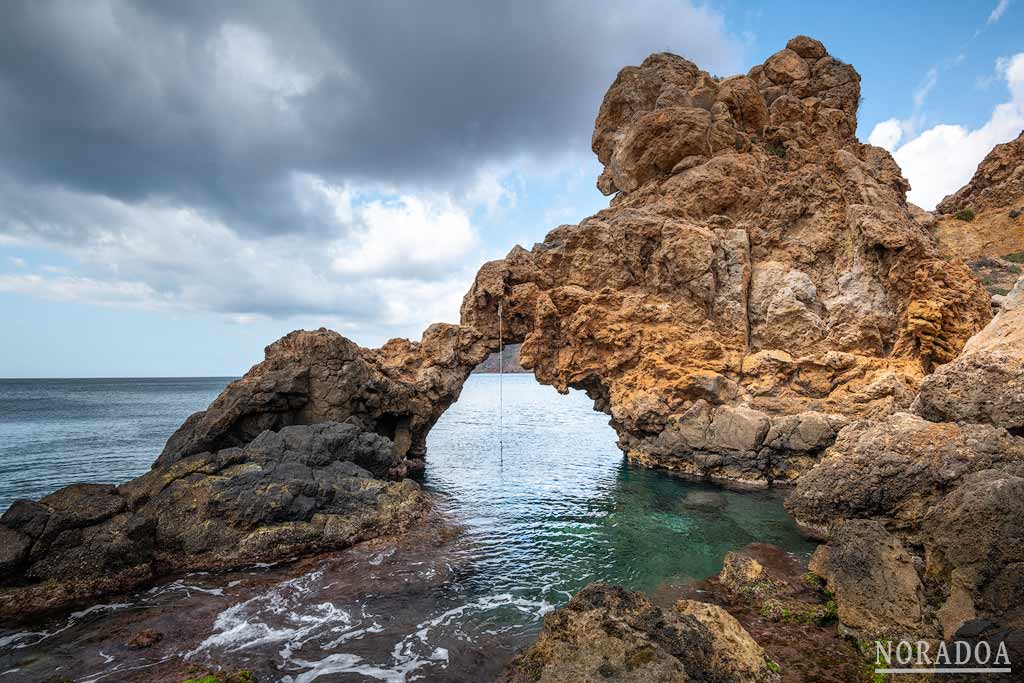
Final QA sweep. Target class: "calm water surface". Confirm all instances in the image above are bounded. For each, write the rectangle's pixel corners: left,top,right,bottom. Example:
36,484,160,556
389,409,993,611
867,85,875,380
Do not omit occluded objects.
0,377,231,510
0,375,815,682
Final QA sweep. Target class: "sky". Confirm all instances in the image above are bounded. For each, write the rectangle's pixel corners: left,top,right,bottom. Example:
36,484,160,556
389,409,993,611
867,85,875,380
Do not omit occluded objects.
0,0,1021,378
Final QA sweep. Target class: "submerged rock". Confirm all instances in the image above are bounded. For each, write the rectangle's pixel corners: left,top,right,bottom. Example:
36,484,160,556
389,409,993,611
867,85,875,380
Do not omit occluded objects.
0,422,427,620
503,583,779,683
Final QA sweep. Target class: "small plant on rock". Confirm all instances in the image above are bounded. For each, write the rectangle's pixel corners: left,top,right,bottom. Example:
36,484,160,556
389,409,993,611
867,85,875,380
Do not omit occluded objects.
954,207,976,221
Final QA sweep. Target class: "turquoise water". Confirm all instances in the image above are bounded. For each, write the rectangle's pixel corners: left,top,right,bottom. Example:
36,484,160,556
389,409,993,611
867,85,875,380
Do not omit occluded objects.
425,374,815,598
0,374,814,682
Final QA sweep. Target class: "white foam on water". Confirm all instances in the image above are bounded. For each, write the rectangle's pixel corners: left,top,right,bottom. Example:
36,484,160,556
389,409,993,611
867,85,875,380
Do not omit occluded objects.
282,653,415,683
76,654,175,683
277,591,553,682
187,569,356,658
0,602,131,651
368,547,396,566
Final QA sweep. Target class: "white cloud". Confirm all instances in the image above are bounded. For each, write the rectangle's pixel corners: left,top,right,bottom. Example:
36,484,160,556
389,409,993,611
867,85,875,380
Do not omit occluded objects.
7,257,26,268
913,67,938,111
464,167,518,215
989,0,1012,24
0,273,170,309
870,53,1024,209
330,194,478,278
867,118,904,151
0,172,487,345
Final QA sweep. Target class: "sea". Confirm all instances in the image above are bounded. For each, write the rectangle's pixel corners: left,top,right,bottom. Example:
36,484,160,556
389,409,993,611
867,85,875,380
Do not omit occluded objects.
0,374,815,682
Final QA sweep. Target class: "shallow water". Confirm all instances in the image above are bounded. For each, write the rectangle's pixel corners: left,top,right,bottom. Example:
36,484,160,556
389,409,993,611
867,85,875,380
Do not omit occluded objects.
0,374,815,682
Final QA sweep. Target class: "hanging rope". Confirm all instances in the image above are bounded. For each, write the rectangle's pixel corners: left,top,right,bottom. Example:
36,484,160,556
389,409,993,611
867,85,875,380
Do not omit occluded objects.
498,299,504,468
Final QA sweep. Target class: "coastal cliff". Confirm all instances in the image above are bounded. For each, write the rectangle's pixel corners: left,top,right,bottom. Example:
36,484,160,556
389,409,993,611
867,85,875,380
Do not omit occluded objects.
1,37,1022,676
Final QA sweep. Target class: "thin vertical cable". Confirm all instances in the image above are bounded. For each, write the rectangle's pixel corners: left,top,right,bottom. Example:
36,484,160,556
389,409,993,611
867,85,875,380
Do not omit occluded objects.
498,299,503,468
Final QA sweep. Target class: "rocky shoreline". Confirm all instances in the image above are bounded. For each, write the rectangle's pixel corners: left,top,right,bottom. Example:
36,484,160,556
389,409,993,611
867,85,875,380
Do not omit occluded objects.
2,34,1023,681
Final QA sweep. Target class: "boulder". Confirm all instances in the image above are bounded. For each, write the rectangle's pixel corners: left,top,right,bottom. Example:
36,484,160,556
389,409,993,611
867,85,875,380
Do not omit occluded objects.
808,519,931,640
923,470,1024,638
503,583,779,683
913,274,1024,432
785,412,1024,535
158,324,493,466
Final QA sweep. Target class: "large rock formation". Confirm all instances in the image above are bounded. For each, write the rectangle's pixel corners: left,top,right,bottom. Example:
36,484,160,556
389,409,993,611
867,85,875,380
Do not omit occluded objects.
0,422,427,619
160,36,991,491
931,130,1024,293
0,35,1002,619
159,324,493,467
912,264,1024,433
787,272,1024,650
461,36,989,485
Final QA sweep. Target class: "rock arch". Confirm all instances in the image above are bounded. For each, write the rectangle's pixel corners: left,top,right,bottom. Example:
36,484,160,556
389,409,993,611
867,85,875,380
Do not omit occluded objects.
0,36,998,617
163,36,991,487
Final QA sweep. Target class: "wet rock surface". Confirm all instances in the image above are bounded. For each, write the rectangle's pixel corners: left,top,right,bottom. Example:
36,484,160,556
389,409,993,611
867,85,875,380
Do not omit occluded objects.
688,544,865,683
0,422,428,620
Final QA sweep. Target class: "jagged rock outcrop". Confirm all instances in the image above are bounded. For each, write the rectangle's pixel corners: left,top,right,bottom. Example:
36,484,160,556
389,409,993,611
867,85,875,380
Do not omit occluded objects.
931,130,1024,284
503,583,780,683
787,272,1024,645
808,519,931,641
461,36,990,485
0,422,427,619
913,274,1024,432
787,415,1024,644
937,130,1024,215
145,36,991,492
786,412,1024,535
159,324,493,467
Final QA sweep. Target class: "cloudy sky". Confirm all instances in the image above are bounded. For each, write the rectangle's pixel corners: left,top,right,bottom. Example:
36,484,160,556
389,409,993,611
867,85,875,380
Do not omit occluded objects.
0,0,1021,377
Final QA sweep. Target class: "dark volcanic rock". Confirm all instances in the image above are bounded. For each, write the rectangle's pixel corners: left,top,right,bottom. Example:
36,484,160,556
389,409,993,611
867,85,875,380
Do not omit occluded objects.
158,324,493,466
503,583,780,683
0,422,427,620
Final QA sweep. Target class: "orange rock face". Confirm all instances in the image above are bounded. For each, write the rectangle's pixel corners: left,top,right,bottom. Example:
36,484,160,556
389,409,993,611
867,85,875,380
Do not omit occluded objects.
155,37,992,488
937,130,1024,216
460,36,990,485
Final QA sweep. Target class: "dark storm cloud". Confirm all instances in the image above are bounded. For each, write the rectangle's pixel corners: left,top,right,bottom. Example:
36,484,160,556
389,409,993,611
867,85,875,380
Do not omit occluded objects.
0,0,742,236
